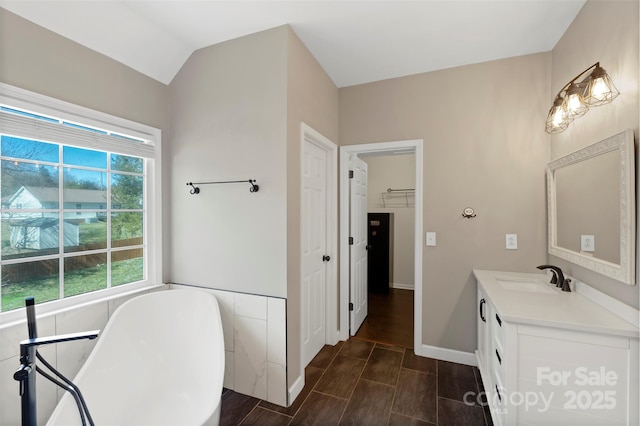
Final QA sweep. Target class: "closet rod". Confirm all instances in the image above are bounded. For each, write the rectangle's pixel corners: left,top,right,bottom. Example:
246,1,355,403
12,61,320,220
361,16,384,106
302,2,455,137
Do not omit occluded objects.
186,179,259,195
387,187,414,193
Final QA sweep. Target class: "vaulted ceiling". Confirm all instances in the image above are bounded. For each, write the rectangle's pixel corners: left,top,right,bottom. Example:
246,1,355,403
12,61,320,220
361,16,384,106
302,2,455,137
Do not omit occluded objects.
0,1,586,87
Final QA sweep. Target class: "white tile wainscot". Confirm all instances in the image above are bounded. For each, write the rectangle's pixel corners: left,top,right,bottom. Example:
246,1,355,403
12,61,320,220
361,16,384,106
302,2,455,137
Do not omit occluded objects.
474,270,639,426
170,284,288,406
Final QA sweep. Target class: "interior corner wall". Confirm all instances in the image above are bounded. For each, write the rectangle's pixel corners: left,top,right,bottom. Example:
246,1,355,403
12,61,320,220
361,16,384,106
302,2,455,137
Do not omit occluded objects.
339,52,550,354
168,26,289,298
549,0,639,307
285,27,339,389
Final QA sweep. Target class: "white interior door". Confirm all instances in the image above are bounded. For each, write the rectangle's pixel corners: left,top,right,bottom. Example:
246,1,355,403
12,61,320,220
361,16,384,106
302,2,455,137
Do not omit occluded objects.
301,139,329,366
349,155,368,335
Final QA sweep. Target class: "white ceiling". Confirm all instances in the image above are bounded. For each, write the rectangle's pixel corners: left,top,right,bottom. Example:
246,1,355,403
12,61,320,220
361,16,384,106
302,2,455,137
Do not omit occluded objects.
0,1,586,87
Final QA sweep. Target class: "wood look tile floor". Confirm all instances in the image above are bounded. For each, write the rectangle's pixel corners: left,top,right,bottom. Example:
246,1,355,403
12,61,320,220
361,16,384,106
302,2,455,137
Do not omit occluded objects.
220,288,492,425
353,289,415,349
220,341,493,425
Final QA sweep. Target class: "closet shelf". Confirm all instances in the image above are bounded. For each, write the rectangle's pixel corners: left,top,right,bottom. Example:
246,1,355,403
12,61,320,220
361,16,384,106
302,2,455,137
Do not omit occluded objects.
380,188,414,208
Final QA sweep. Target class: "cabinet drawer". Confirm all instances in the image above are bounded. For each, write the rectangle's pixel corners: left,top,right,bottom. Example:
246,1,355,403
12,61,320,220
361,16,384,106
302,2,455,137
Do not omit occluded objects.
491,370,507,426
492,310,505,347
491,337,506,384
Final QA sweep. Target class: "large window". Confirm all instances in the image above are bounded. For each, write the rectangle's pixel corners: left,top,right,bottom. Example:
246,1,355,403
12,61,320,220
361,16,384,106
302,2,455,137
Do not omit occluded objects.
0,84,161,319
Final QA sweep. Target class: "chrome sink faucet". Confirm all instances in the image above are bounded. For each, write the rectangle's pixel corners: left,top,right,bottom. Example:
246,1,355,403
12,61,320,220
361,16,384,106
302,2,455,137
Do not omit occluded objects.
536,265,571,292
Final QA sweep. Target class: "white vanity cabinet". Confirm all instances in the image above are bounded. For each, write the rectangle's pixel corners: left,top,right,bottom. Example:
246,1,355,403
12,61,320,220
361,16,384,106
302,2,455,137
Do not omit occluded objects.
476,285,488,368
476,286,515,426
475,270,639,426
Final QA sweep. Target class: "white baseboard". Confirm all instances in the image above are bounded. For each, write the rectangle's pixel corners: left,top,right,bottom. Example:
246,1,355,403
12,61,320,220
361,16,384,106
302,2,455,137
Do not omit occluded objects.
417,344,477,366
391,283,414,290
288,375,305,407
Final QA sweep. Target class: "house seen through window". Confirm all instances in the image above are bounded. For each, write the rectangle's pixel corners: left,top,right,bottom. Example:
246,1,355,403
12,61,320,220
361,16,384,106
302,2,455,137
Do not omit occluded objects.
0,102,151,313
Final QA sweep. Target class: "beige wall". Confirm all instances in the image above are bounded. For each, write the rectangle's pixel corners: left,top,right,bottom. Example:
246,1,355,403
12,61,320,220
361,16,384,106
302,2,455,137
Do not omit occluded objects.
0,9,168,130
362,154,415,288
549,0,639,306
285,27,339,389
168,26,288,298
168,24,339,389
0,9,170,424
0,8,171,281
340,53,550,353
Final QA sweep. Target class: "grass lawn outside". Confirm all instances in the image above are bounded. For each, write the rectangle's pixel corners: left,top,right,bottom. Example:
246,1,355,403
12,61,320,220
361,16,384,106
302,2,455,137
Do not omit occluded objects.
1,257,143,312
2,218,143,312
78,221,107,245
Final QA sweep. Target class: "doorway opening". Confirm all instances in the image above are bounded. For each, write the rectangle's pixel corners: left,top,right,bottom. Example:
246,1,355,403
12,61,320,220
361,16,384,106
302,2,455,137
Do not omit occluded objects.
339,140,423,353
354,153,416,349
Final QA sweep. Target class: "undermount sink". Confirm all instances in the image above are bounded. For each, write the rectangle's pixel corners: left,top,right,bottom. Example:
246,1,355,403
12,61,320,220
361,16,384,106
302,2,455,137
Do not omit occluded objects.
495,276,557,294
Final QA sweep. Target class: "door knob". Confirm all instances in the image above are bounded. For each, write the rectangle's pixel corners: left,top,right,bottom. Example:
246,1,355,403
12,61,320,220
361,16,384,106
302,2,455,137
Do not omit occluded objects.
322,255,331,262
366,245,372,250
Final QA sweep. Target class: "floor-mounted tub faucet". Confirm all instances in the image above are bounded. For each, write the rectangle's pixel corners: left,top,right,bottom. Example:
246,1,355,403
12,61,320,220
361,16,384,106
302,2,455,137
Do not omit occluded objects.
14,298,99,426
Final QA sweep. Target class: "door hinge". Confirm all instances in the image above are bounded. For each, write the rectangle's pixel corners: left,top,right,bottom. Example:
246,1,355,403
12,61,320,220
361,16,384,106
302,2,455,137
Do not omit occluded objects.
348,237,354,245
349,302,354,311
349,170,354,179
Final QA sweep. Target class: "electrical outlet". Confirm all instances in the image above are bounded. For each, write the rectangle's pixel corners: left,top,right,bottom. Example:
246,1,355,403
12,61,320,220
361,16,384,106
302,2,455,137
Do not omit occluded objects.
506,234,518,250
426,232,436,246
581,235,595,252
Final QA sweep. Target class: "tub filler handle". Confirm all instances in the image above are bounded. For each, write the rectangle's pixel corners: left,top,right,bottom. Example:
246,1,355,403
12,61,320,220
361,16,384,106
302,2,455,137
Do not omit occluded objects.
14,298,100,426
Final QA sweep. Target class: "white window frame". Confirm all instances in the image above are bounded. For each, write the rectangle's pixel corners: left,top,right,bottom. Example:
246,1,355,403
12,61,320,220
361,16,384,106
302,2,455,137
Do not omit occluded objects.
0,83,162,324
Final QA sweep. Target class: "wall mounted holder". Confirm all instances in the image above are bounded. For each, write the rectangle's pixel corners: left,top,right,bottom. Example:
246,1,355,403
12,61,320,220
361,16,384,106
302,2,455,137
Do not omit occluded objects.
462,207,476,218
186,179,259,195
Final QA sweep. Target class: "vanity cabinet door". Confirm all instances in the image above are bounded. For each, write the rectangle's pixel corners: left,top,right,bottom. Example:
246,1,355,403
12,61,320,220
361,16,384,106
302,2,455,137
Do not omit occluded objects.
516,325,637,426
477,285,489,370
477,285,506,426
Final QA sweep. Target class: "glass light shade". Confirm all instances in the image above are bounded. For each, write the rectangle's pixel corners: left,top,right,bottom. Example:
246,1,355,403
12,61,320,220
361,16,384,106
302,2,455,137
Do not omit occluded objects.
545,97,570,134
562,83,589,118
586,66,619,106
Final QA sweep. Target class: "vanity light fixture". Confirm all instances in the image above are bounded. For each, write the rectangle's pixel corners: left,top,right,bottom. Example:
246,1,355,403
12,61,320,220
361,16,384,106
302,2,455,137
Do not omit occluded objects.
545,62,619,134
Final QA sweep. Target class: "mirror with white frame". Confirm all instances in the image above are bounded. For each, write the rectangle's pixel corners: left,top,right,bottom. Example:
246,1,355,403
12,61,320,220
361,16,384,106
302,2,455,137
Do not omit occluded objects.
547,129,635,285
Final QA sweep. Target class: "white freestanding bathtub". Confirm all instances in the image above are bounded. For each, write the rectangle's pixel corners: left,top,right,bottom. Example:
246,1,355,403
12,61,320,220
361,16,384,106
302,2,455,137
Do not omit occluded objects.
47,289,225,425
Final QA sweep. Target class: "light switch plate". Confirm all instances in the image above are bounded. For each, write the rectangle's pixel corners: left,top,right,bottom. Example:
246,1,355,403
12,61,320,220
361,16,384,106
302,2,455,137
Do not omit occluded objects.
581,235,595,252
506,234,518,250
426,232,436,246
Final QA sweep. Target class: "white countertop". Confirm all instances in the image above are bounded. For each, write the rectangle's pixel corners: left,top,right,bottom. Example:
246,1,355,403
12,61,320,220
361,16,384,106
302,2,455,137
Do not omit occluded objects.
474,269,639,338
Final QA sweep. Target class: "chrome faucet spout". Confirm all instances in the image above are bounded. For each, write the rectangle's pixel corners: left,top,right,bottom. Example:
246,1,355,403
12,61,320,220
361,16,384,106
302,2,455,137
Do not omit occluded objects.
536,265,565,288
